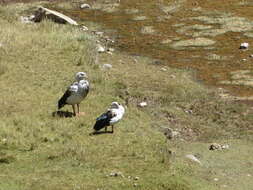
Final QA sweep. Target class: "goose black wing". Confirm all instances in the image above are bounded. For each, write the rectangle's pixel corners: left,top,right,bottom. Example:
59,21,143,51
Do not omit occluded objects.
58,83,78,109
58,89,72,109
93,110,114,131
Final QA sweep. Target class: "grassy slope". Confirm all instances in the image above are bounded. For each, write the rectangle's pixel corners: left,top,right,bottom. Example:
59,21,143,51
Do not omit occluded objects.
0,2,252,190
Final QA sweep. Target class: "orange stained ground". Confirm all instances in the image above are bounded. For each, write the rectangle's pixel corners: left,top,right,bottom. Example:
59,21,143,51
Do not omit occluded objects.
60,0,253,97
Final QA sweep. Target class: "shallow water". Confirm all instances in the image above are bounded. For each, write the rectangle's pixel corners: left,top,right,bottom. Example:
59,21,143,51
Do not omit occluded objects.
66,0,253,97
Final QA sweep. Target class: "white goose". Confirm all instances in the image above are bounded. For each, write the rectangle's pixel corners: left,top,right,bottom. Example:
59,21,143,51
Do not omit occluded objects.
58,72,89,116
93,102,125,133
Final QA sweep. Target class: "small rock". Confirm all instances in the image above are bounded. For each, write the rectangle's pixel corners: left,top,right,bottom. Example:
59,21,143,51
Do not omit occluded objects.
152,60,163,65
81,25,89,31
20,16,33,24
109,171,124,177
214,178,219,181
161,39,172,44
107,47,115,52
242,58,247,61
209,143,221,150
239,42,249,49
133,15,147,21
2,138,7,144
170,75,176,79
0,43,2,47
163,127,179,140
106,38,115,43
209,143,229,151
185,109,193,114
97,44,105,53
221,144,229,149
133,59,138,64
249,54,253,58
102,64,112,70
171,131,179,138
133,183,138,187
185,154,201,165
29,15,35,20
138,102,147,107
80,3,91,9
161,67,167,71
134,177,139,180
95,31,104,36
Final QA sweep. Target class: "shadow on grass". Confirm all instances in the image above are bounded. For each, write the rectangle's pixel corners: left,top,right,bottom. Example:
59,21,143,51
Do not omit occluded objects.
52,111,75,118
89,131,113,136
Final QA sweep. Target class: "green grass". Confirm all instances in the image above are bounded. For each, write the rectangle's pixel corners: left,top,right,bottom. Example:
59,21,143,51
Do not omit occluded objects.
0,2,253,190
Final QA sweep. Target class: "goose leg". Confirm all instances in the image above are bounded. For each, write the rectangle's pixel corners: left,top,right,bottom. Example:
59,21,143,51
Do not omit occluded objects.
111,125,114,133
105,126,107,132
77,104,80,115
72,105,76,116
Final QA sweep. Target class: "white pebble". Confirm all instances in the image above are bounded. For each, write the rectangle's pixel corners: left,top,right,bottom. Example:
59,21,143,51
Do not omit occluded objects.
97,44,105,53
170,75,176,79
81,25,89,31
185,154,201,165
221,144,229,149
240,42,249,49
102,64,112,70
80,3,91,9
138,102,147,107
108,48,115,52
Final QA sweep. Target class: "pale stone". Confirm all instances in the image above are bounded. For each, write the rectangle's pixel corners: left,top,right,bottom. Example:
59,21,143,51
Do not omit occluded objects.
140,26,155,35
20,16,33,24
81,25,89,31
138,102,147,107
97,44,105,53
185,154,201,165
102,64,112,69
80,3,91,9
240,42,249,49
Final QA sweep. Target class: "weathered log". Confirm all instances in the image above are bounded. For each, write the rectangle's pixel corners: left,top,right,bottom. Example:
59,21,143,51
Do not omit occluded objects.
32,6,78,25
